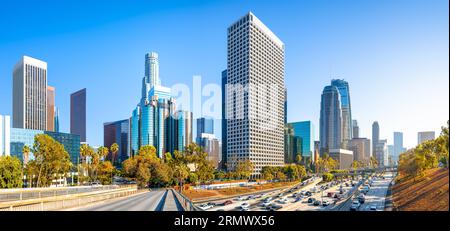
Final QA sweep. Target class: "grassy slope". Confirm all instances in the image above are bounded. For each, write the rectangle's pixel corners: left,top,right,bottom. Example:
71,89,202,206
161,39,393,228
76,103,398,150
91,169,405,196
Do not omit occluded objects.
392,168,449,211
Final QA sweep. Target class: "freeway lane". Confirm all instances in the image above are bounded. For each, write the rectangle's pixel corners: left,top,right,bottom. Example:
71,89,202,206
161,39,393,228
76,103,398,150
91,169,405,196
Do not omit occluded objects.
74,190,167,211
360,172,394,211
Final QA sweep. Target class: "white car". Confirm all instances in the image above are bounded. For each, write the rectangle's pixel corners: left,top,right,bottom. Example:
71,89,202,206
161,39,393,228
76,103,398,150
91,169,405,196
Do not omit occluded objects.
236,196,245,201
240,203,250,209
261,201,272,207
199,204,214,210
350,201,360,211
277,198,288,204
322,200,330,206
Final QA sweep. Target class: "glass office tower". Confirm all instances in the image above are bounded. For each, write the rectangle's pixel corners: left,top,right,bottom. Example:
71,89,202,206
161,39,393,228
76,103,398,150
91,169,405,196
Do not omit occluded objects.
196,117,214,144
70,88,87,142
320,85,342,155
104,119,130,166
288,121,315,162
331,79,352,148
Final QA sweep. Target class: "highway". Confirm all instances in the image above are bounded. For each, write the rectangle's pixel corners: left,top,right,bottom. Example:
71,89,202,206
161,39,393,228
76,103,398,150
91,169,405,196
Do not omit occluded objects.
72,190,169,211
335,172,393,211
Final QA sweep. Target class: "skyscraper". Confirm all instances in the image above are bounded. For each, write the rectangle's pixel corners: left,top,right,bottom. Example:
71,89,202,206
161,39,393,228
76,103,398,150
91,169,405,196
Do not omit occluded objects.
145,52,161,89
12,56,48,130
284,124,302,164
418,131,435,144
54,107,60,132
198,133,220,169
393,132,403,163
104,119,130,166
349,137,371,164
70,88,87,142
352,120,359,138
372,121,380,157
226,12,285,176
331,79,353,148
221,70,227,170
196,117,214,144
0,115,11,156
376,139,388,166
288,121,315,162
320,85,342,155
46,86,55,131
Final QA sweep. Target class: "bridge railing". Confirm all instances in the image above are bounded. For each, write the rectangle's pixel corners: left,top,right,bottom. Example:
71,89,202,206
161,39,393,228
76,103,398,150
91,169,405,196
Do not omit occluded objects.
171,189,200,211
0,186,138,211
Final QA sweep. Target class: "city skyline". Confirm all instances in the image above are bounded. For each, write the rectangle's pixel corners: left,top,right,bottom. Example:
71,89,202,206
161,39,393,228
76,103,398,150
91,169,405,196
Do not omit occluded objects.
0,0,448,148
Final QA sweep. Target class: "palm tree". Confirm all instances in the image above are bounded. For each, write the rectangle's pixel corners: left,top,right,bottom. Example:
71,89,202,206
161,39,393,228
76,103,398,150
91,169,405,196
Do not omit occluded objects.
110,143,119,166
22,145,30,187
79,144,94,183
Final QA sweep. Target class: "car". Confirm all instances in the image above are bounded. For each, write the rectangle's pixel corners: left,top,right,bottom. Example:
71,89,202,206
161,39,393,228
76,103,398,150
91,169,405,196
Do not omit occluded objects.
307,198,315,203
270,204,283,210
199,204,214,210
277,198,288,204
236,196,245,201
322,200,330,206
264,197,273,203
240,203,250,209
207,202,216,206
294,197,302,202
350,201,361,211
261,201,272,207
357,195,365,204
313,200,321,206
216,209,225,211
327,192,335,197
222,200,233,206
369,205,378,211
240,208,250,211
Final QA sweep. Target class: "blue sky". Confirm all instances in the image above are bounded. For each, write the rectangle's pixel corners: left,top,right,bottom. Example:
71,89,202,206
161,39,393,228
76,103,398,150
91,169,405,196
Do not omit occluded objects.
0,0,448,148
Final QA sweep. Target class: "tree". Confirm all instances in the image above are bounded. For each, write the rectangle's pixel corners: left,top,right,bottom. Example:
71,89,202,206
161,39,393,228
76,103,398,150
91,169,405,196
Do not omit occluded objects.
22,145,31,166
173,164,190,191
31,134,72,187
110,143,119,166
322,172,334,182
295,154,302,165
0,156,23,188
122,145,158,188
234,159,254,180
276,171,287,181
262,166,275,181
370,156,378,169
97,161,115,185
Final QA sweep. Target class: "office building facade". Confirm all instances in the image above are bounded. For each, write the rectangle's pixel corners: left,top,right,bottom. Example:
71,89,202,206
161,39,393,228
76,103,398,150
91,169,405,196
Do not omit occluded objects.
221,70,228,170
393,132,403,163
198,133,220,169
70,88,87,142
12,56,48,130
375,139,388,167
284,124,302,164
349,138,371,164
226,12,285,176
104,119,130,166
10,128,80,165
196,117,214,144
46,86,55,131
0,115,11,156
288,121,315,162
329,149,353,170
418,131,435,145
372,121,380,157
352,120,359,138
331,79,353,148
320,85,342,155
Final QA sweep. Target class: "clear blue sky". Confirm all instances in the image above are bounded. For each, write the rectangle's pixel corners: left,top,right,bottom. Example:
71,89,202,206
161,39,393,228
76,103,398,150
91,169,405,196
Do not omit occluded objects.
0,0,448,148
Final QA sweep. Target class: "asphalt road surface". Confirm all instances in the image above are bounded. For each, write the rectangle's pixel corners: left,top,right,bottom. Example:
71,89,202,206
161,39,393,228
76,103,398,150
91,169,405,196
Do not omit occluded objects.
74,190,167,211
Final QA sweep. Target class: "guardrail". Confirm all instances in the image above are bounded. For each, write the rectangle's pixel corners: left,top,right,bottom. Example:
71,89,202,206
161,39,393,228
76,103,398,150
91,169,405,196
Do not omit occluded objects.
171,189,200,211
0,186,139,211
0,185,134,202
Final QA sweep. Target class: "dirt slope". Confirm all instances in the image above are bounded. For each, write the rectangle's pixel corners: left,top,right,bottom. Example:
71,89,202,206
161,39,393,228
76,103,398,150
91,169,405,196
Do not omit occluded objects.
392,168,449,211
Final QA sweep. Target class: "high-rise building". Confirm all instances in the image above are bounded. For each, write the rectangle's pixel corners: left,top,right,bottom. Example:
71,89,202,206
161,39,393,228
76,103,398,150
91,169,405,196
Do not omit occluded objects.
375,139,388,167
12,56,48,130
352,120,359,138
198,133,220,169
54,107,60,132
372,122,380,157
288,121,315,162
418,131,435,145
349,137,371,164
393,132,403,163
0,115,11,156
104,119,130,166
226,12,285,177
130,52,193,159
70,88,87,142
221,70,228,170
284,124,302,164
331,79,352,148
46,86,55,131
284,88,288,124
196,117,214,144
387,144,394,163
320,85,342,155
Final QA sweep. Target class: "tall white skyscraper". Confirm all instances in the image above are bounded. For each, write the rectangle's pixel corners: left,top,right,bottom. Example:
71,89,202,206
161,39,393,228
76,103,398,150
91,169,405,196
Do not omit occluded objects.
0,115,11,156
393,132,403,162
226,12,285,176
13,56,48,130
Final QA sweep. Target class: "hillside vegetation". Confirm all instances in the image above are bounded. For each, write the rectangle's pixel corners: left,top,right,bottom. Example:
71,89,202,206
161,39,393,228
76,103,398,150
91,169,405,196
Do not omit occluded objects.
392,168,448,211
